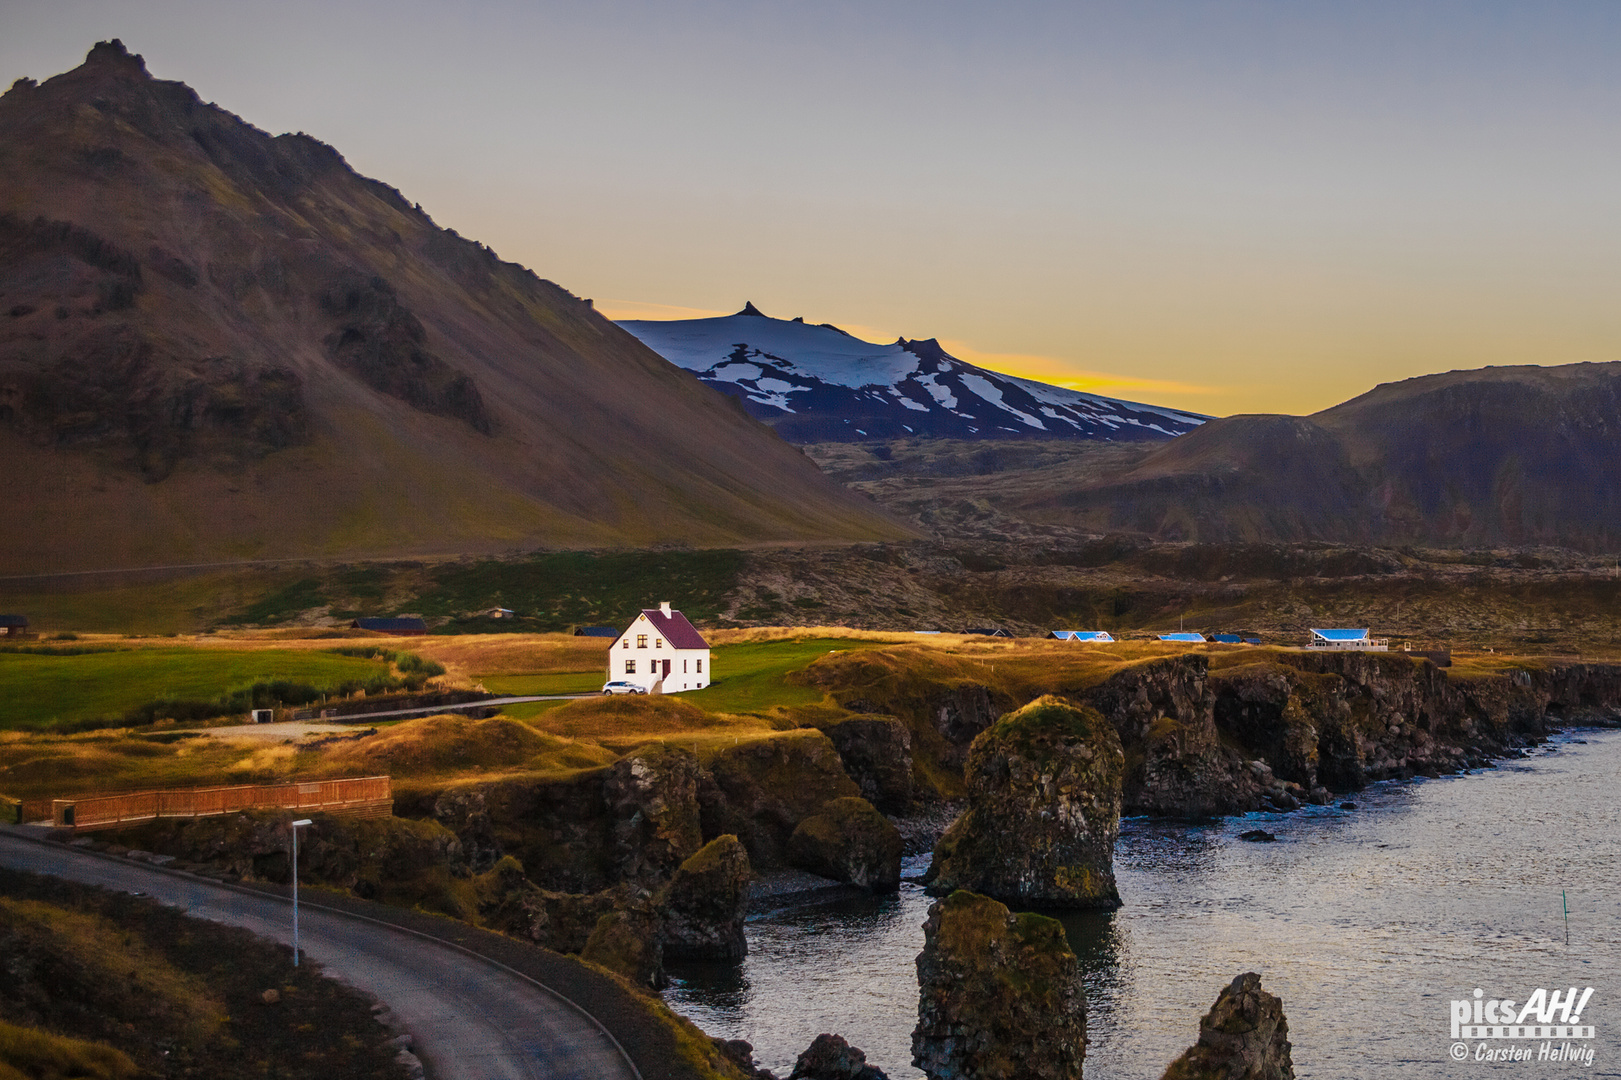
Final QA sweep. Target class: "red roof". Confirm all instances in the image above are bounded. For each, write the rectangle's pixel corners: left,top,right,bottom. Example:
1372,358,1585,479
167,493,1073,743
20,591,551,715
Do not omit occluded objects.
641,608,709,649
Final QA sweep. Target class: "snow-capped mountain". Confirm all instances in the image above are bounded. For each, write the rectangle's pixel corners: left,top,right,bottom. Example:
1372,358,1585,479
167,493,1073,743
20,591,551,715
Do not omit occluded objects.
618,304,1206,443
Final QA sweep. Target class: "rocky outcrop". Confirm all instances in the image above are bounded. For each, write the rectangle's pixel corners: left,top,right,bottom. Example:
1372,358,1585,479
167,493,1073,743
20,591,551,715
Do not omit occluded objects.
661,835,752,962
431,744,702,892
912,891,1087,1080
823,717,914,813
700,730,863,869
119,810,469,913
1086,655,1260,817
787,797,903,893
790,1034,889,1080
1160,973,1294,1080
926,696,1123,909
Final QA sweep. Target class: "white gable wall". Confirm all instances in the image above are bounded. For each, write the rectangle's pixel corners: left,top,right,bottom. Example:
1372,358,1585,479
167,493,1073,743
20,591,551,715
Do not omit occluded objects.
608,611,712,692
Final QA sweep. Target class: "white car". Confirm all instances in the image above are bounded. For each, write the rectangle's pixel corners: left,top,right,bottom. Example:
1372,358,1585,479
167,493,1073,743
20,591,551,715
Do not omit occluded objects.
601,680,647,695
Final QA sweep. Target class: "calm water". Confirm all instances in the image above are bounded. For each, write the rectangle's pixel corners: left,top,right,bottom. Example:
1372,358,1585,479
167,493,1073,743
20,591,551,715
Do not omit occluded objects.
666,729,1621,1078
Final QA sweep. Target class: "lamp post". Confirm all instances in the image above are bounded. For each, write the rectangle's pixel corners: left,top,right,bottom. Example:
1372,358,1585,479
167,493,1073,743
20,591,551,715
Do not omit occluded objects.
290,818,313,966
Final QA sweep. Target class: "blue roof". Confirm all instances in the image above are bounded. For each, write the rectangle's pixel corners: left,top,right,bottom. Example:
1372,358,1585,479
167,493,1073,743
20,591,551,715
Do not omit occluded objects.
1210,633,1242,643
1311,629,1369,641
1050,630,1114,642
574,626,619,637
1159,632,1205,642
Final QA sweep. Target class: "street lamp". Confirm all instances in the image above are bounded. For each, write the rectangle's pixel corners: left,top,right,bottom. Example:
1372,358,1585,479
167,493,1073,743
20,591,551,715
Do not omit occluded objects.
290,818,313,966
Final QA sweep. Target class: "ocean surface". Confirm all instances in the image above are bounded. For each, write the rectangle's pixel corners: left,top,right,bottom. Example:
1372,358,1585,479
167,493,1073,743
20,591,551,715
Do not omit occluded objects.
665,728,1621,1078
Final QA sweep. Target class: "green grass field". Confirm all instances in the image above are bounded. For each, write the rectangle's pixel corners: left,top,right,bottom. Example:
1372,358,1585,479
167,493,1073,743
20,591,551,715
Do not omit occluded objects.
0,648,393,731
480,672,606,696
683,638,886,714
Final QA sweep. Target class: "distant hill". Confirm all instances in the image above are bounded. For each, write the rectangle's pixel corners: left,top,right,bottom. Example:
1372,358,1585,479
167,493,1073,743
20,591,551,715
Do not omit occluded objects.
0,42,908,574
619,304,1206,443
1013,362,1621,550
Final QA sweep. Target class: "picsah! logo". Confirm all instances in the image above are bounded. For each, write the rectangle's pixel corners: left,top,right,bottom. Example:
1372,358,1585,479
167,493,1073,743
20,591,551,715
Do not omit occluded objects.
1448,987,1596,1066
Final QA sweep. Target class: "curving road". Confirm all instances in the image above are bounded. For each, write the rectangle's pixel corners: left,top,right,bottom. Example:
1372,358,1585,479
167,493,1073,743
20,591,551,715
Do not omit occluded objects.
0,831,639,1080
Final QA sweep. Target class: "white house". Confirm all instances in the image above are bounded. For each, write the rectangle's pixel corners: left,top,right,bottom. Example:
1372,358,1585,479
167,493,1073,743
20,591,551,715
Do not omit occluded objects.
1049,630,1115,642
608,602,712,693
1307,628,1388,651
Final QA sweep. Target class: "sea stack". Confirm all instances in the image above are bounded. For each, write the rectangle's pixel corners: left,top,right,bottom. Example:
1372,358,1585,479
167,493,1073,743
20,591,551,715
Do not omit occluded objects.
912,890,1087,1080
926,695,1124,908
1159,972,1295,1080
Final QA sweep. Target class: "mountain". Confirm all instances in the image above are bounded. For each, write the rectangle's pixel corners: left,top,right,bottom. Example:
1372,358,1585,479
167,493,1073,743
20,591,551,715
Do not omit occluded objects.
0,43,908,574
618,304,1206,443
1012,362,1621,551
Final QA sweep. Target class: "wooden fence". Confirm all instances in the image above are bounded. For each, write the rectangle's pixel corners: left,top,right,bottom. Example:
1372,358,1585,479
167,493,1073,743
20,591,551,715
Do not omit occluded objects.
51,776,392,832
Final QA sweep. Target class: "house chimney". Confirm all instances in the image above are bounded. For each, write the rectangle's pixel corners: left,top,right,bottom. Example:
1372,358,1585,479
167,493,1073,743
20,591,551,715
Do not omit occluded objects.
659,601,672,617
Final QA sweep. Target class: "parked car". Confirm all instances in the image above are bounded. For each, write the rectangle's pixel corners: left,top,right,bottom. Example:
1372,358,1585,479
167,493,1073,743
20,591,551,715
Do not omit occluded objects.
601,680,647,695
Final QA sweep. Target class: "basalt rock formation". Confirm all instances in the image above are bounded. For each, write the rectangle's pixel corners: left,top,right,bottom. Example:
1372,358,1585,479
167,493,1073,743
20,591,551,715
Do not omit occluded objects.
699,730,864,869
1160,973,1294,1080
912,890,1087,1080
661,834,752,962
926,696,1123,909
822,716,914,814
786,796,903,893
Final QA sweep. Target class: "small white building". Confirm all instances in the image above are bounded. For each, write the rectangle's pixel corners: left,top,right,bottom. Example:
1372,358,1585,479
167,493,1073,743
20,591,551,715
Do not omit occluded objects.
1307,628,1388,651
1049,630,1115,642
608,602,712,693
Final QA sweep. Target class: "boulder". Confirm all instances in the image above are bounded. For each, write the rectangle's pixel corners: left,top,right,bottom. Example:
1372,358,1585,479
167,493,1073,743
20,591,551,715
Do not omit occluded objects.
926,696,1123,909
580,903,665,990
790,1033,889,1080
787,797,902,893
912,890,1087,1080
661,835,752,962
824,716,914,813
602,744,705,885
1159,972,1294,1080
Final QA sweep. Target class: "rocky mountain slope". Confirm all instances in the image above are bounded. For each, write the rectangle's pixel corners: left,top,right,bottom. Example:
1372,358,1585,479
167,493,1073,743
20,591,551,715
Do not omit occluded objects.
619,304,1206,443
1005,362,1621,550
0,42,907,574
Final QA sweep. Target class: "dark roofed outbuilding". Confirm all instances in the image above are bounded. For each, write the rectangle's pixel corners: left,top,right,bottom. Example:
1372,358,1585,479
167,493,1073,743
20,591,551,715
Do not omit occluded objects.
574,626,620,638
964,627,1011,637
351,617,428,636
1,614,29,637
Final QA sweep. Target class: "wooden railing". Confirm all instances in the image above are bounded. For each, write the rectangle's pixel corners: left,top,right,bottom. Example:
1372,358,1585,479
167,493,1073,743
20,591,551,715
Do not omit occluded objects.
51,776,392,831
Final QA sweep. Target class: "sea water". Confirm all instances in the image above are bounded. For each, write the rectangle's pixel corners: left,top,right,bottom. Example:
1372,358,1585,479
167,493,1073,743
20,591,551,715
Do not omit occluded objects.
665,729,1621,1078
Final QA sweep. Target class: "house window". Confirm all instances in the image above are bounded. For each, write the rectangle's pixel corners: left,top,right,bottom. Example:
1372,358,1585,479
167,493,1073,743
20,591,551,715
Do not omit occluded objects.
696,658,703,672
655,638,663,649
625,659,636,674
637,634,648,648
622,639,629,649
683,659,688,673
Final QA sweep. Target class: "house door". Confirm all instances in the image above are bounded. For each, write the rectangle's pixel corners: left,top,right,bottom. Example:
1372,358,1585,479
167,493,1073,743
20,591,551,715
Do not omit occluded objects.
661,659,671,678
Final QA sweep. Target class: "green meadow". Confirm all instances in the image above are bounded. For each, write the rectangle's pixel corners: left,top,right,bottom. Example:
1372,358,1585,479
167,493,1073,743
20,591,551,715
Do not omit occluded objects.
0,648,394,731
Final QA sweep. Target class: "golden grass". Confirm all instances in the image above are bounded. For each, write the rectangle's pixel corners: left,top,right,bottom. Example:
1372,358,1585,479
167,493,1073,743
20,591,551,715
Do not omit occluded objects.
0,1019,138,1080
0,898,226,1043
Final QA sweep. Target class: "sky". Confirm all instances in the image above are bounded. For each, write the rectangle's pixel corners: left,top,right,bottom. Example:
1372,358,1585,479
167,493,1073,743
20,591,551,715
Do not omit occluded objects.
4,0,1619,416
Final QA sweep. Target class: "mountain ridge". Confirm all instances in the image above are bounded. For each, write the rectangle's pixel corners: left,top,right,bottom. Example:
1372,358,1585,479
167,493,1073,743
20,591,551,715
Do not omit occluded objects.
619,304,1207,443
0,42,910,574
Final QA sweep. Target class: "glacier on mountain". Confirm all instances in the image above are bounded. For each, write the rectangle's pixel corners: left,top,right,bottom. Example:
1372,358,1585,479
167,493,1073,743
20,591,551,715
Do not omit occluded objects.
619,304,1205,442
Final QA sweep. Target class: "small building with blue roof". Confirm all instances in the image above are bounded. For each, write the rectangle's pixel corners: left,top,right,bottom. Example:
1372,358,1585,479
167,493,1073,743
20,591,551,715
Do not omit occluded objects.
1049,630,1114,642
1158,632,1205,643
1308,628,1387,651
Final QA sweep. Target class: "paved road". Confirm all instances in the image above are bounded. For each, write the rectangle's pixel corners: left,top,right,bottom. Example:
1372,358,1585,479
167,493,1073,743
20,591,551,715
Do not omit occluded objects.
0,832,638,1080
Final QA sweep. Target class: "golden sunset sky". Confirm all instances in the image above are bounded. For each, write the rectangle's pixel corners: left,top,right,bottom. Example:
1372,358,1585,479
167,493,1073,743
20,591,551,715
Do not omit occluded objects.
6,1,1618,416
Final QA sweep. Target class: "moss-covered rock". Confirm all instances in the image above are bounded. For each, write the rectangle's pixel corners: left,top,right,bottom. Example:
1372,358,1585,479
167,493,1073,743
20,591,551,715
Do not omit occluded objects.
699,730,861,869
790,1033,889,1079
911,890,1086,1080
1159,972,1294,1080
925,696,1123,909
787,797,902,893
121,810,472,916
661,835,751,962
581,904,665,990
